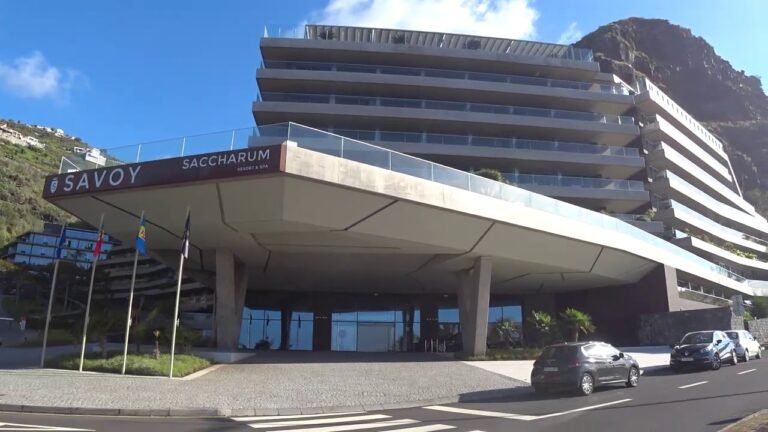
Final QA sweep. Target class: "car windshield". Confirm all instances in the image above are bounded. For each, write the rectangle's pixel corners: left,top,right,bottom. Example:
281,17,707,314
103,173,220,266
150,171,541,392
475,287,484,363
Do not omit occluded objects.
680,332,713,345
539,345,578,360
725,331,740,340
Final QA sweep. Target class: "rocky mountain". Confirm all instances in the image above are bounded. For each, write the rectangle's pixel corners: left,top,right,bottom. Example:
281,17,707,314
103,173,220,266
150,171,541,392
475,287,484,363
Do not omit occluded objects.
575,18,768,197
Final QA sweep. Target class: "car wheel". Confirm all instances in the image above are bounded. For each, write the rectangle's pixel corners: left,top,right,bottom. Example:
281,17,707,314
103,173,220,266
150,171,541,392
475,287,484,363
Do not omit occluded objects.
671,365,682,373
578,373,594,396
533,384,546,395
743,349,750,362
712,353,721,370
731,350,738,366
757,349,763,360
626,367,639,388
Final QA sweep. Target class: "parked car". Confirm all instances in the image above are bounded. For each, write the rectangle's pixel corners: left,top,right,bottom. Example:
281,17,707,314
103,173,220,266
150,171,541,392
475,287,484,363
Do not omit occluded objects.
725,330,763,361
531,342,640,396
670,330,737,372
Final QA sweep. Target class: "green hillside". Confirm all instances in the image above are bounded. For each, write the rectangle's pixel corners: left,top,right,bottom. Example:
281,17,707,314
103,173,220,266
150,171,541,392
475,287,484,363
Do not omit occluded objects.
0,120,82,245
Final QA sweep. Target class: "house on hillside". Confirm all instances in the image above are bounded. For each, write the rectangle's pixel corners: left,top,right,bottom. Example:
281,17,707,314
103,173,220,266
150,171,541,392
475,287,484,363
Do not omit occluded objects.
54,128,65,137
24,136,45,149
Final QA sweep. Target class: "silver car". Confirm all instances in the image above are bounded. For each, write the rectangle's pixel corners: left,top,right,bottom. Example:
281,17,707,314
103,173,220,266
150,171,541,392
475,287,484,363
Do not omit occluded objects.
725,330,763,361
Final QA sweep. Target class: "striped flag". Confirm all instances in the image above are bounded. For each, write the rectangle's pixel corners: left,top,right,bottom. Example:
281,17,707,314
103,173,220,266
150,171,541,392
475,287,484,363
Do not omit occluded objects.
54,225,67,259
93,230,104,259
180,212,191,259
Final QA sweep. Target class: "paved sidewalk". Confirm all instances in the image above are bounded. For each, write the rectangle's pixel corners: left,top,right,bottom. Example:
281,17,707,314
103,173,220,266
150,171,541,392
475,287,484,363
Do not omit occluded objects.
0,351,524,416
463,346,671,383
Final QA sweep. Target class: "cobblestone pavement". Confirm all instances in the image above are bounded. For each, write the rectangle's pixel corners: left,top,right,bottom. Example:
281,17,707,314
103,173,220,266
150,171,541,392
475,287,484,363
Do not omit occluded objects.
0,352,523,413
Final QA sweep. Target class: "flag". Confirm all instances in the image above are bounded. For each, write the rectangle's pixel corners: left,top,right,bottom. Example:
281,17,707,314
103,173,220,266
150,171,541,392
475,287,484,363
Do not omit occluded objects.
54,225,67,259
180,212,190,259
135,215,147,255
93,230,104,259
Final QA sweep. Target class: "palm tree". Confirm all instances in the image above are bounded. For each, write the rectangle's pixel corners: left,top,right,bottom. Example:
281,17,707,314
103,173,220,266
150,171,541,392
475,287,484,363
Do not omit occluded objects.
492,318,520,348
559,308,596,342
531,310,556,346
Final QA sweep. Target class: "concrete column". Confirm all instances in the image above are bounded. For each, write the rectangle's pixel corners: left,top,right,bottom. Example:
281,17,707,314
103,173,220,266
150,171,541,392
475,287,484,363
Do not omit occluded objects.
215,249,247,350
457,256,492,357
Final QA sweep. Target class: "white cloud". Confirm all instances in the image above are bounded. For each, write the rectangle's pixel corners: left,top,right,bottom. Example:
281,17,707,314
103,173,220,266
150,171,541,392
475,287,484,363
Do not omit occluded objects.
557,22,582,45
0,51,85,101
305,0,539,40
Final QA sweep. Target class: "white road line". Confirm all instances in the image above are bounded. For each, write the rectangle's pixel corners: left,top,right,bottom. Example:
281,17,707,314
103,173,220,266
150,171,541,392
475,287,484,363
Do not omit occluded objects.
379,425,455,432
424,399,631,422
246,414,390,429
0,423,94,431
422,406,536,421
262,419,419,432
678,381,708,389
233,412,364,422
533,398,632,420
738,368,757,375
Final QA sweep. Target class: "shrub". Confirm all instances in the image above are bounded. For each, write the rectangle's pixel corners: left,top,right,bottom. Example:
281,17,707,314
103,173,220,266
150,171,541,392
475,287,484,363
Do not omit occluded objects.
49,352,211,377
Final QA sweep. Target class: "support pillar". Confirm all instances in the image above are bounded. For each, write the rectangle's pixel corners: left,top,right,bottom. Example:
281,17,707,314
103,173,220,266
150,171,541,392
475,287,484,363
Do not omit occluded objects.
457,256,492,357
215,249,247,350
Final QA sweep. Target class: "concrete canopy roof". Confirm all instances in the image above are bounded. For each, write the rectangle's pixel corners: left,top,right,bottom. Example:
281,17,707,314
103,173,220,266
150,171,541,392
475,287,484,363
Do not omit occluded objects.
43,130,755,297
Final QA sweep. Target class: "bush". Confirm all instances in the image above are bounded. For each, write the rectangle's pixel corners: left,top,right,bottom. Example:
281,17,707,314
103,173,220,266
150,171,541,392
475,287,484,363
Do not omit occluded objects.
473,168,506,183
12,328,76,347
48,352,211,377
461,348,542,361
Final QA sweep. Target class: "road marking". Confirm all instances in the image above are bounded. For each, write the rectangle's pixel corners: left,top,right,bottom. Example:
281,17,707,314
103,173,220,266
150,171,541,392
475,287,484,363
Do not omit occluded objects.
422,406,536,421
0,423,93,431
233,412,364,422
423,399,632,422
245,414,390,429
378,425,455,432
260,419,419,432
738,368,757,375
678,381,708,389
533,399,633,420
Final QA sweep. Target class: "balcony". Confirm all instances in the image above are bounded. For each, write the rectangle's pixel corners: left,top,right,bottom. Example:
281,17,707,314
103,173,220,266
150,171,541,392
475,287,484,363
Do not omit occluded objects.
646,141,757,216
641,115,731,183
265,24,595,63
650,170,768,237
263,60,631,95
505,173,645,191
657,200,768,253
261,92,636,126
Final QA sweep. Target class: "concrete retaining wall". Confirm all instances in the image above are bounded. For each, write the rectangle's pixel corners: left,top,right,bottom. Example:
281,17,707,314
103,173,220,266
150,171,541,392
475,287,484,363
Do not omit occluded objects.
638,307,744,345
746,318,768,345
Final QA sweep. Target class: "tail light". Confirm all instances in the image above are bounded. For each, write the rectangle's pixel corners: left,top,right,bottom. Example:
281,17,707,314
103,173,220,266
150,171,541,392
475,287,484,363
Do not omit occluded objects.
568,359,581,368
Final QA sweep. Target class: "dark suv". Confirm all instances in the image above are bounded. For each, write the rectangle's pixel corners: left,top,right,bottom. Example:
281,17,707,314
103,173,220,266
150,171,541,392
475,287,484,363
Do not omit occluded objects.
670,330,737,372
531,342,641,396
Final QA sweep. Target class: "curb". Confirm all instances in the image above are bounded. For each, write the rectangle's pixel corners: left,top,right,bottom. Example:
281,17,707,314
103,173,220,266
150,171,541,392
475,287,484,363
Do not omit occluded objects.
0,387,523,418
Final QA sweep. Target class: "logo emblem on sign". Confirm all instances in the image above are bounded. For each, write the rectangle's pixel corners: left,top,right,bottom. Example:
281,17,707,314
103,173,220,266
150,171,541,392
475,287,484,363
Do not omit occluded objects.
49,177,58,194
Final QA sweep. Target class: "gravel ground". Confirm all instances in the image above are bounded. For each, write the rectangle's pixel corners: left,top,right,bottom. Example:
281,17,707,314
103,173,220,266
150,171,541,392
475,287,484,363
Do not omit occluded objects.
0,351,523,411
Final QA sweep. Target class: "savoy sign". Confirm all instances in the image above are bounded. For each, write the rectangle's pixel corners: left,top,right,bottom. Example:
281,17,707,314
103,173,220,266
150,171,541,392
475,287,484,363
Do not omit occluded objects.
44,145,283,198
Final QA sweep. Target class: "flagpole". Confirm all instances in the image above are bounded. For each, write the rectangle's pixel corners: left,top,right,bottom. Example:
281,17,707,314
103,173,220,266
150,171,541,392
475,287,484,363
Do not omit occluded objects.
169,207,190,379
40,246,63,368
121,211,145,375
78,213,105,372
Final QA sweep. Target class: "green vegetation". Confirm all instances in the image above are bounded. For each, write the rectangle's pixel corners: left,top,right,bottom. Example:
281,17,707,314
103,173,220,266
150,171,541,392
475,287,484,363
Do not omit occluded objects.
0,120,84,247
473,168,507,183
751,296,768,319
746,189,768,220
559,308,596,342
462,348,542,361
12,328,77,347
48,352,212,377
529,310,559,346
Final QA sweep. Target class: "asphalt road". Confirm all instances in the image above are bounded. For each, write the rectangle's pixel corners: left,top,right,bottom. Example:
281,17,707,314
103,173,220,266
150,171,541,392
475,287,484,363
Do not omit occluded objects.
1,357,766,432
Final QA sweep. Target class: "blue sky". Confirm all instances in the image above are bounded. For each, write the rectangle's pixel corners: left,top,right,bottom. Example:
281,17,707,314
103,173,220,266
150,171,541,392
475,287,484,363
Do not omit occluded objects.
1,0,766,150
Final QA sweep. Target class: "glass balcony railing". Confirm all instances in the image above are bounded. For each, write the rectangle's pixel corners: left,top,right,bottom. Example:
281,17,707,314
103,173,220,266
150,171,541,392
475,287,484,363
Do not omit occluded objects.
263,60,633,95
260,92,637,126
504,173,646,192
331,128,640,158
264,24,596,63
656,170,768,234
660,200,768,252
58,122,751,288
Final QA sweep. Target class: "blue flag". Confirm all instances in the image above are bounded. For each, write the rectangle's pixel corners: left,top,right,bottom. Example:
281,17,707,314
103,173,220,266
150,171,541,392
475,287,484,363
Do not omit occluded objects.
180,212,190,259
135,215,147,255
54,225,67,260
